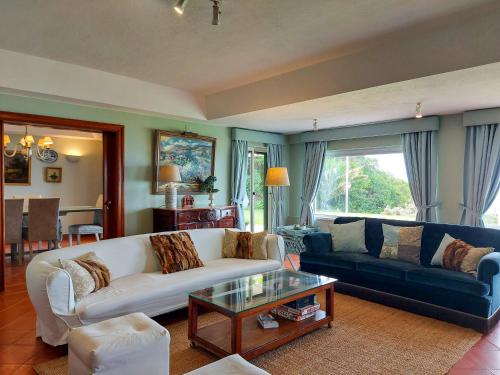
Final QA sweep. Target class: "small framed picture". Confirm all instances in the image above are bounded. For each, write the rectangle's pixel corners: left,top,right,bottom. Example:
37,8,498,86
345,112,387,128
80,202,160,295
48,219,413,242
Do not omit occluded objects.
45,167,62,183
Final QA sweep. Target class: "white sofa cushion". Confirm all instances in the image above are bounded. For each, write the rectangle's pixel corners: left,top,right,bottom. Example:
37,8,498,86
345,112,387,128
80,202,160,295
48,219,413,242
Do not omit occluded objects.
76,258,281,324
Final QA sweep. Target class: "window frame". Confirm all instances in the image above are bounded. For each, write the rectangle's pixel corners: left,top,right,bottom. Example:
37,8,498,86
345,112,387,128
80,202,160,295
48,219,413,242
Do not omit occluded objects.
315,145,413,220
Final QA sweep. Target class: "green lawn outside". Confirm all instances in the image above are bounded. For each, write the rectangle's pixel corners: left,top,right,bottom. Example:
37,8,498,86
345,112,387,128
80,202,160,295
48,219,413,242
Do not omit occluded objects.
244,208,265,226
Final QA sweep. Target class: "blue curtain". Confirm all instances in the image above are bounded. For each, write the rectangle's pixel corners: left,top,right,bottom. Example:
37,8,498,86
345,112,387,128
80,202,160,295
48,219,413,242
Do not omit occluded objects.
300,141,327,225
231,140,248,230
401,131,438,222
460,124,500,227
267,143,285,229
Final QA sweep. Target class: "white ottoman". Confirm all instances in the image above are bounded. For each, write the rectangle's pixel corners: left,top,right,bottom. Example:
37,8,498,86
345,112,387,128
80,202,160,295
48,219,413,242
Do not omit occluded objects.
68,313,170,375
185,354,270,375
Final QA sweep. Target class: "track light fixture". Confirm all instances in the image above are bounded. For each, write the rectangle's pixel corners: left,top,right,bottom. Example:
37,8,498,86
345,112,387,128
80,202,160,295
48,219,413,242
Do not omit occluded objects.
312,119,319,132
415,102,423,118
173,0,188,15
173,0,222,25
211,0,221,25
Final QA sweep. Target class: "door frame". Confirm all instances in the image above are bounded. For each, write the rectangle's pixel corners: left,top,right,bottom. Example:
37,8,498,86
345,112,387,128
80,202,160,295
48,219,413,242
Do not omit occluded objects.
0,111,125,291
247,147,269,232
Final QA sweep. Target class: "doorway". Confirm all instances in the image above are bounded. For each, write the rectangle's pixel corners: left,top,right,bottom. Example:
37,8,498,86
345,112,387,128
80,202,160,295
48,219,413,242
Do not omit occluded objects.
0,111,125,291
245,148,268,232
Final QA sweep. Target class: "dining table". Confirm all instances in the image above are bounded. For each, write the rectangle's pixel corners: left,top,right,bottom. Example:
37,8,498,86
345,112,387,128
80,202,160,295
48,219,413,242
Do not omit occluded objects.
22,205,102,216
10,206,103,262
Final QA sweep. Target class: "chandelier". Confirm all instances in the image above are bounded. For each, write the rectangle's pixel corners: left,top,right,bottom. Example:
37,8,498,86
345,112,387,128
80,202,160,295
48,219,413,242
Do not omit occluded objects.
3,125,54,160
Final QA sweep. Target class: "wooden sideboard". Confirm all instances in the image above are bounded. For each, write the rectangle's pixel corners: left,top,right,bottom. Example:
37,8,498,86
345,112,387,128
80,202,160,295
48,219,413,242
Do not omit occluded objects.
153,205,237,232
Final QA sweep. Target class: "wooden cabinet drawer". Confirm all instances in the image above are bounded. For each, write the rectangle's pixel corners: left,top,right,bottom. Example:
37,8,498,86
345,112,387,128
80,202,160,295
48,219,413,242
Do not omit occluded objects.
218,217,235,228
177,211,200,223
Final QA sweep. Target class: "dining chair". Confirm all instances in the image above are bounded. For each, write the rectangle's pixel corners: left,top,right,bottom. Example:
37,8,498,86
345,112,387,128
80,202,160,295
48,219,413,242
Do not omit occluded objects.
5,199,25,264
24,198,61,258
11,194,43,211
68,194,104,246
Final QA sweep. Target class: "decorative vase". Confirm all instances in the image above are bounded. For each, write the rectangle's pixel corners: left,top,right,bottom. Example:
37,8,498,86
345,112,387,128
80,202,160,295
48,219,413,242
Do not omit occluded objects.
208,192,215,207
164,185,177,209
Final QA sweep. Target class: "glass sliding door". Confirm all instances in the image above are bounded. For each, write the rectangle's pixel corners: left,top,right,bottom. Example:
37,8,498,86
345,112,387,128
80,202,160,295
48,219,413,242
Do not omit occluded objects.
245,148,268,232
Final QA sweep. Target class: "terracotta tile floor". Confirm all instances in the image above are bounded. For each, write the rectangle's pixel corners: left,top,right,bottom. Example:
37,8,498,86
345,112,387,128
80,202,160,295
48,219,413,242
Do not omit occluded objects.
0,251,496,373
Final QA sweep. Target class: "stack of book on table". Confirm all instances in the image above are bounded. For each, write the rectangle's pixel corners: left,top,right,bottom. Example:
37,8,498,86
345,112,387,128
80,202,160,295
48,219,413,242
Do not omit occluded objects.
258,313,279,329
271,295,320,322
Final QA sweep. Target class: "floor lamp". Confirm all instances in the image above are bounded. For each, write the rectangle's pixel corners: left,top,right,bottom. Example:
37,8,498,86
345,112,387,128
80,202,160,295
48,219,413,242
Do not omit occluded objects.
265,167,290,233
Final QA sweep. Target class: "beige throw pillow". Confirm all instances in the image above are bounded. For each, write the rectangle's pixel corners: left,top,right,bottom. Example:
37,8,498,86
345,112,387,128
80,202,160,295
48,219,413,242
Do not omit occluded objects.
60,258,95,301
223,229,239,258
60,252,111,301
223,229,268,260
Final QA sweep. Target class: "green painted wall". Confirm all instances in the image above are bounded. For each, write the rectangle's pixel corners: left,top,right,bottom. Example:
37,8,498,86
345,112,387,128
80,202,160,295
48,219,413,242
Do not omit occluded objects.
0,93,232,235
437,114,465,224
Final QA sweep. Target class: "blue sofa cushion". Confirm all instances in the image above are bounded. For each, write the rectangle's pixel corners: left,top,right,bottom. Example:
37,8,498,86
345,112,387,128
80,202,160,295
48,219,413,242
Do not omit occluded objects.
302,232,332,254
357,258,422,280
406,268,490,297
300,251,373,270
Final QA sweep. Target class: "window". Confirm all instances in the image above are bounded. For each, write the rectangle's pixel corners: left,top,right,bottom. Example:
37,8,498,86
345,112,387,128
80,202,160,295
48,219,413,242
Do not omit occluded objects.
484,192,500,228
316,150,416,220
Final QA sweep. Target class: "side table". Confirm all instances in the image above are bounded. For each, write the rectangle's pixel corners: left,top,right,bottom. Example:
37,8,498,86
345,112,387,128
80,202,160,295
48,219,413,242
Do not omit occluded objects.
275,225,320,270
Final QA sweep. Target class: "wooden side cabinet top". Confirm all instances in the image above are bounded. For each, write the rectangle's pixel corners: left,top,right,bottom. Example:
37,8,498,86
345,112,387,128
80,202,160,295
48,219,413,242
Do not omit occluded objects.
153,205,237,232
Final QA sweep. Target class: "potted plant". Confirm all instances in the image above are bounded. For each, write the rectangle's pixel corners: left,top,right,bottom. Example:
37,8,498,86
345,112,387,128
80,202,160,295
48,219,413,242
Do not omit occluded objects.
200,176,219,207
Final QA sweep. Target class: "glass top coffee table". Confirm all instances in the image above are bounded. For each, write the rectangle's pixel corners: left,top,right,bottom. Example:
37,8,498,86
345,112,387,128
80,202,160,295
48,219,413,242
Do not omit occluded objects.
188,269,336,360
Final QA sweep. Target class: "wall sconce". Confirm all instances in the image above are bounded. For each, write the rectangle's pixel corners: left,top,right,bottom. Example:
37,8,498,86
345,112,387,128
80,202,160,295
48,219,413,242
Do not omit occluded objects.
65,154,81,163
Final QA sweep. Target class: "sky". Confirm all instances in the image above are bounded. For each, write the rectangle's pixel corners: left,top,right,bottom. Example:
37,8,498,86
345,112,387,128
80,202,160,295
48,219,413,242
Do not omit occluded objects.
366,153,408,181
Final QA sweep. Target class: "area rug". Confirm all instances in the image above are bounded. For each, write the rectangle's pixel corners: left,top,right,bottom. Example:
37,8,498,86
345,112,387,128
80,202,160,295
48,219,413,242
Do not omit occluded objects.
34,293,481,375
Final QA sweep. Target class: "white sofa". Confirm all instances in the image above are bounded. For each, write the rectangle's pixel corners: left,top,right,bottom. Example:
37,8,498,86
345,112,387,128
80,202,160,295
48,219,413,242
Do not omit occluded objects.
26,228,284,346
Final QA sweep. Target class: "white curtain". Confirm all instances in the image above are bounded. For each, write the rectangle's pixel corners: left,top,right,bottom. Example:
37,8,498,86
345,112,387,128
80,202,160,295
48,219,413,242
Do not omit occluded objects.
401,131,439,222
267,143,285,229
460,124,500,227
231,140,248,230
299,141,327,225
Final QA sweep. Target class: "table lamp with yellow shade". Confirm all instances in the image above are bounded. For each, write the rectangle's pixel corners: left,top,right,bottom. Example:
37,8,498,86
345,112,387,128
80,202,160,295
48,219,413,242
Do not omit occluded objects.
265,167,290,232
159,165,182,209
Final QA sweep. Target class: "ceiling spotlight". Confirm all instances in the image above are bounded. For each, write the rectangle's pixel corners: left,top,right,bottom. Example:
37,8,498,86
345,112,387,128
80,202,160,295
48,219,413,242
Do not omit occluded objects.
313,119,319,132
212,0,221,25
415,102,423,118
174,0,188,15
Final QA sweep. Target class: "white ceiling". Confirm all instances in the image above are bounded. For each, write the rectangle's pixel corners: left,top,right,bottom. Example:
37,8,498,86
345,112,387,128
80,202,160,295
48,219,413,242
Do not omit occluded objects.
4,124,102,141
212,62,500,134
0,0,493,95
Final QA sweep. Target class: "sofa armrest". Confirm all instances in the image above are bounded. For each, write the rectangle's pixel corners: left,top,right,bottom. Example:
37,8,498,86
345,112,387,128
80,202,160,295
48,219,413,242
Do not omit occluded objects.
46,268,76,318
478,252,500,293
478,252,500,316
267,234,285,264
303,233,332,254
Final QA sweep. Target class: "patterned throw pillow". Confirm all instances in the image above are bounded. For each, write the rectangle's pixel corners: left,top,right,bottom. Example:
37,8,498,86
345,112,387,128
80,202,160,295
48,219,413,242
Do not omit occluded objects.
150,232,204,274
442,239,494,276
223,229,239,258
60,252,111,301
223,229,268,260
380,224,424,265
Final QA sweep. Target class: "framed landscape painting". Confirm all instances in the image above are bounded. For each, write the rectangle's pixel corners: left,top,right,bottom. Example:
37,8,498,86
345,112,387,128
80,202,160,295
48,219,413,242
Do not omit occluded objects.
153,130,216,194
4,152,31,185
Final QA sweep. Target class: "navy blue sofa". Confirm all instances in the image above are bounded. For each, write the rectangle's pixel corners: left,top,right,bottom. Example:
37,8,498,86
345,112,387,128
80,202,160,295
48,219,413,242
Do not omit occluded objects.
301,217,500,332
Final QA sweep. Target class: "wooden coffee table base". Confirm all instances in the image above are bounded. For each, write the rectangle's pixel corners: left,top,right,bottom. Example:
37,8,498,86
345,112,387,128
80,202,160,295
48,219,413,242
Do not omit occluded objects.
188,283,334,360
